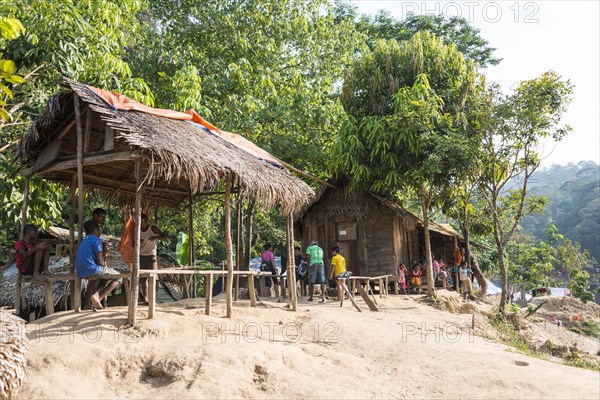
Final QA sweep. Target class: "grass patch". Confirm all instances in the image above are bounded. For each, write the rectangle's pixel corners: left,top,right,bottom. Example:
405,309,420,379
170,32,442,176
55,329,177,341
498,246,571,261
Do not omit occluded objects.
565,357,600,372
488,312,542,359
567,320,600,338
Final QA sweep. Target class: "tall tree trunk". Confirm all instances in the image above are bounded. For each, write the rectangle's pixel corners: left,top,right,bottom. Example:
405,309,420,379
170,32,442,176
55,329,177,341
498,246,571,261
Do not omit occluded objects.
421,198,435,298
497,240,508,313
461,223,487,297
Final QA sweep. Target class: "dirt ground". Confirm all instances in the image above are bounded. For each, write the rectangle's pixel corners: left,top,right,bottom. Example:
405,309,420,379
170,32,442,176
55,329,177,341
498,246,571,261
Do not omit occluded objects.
17,293,600,399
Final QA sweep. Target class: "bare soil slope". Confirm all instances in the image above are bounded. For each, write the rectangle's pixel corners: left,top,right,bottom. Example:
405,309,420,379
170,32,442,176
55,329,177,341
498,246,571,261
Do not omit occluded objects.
19,295,600,399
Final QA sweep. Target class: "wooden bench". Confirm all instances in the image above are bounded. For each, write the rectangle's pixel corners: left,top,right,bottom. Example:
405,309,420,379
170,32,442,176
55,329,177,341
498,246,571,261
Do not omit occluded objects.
15,272,136,317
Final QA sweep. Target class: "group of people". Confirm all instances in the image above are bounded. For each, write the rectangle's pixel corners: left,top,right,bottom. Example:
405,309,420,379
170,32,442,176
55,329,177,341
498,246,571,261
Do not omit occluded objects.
259,239,349,303
396,257,474,299
15,208,167,311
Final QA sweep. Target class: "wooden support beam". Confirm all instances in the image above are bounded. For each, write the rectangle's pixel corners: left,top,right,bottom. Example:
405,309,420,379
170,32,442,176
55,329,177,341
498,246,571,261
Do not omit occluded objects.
23,149,140,176
74,94,85,249
21,176,29,230
83,107,92,153
14,274,22,316
355,283,378,312
103,126,114,151
44,280,54,316
205,273,213,315
235,192,242,301
68,174,76,273
248,273,256,307
224,175,234,318
188,192,196,298
285,214,297,311
127,159,143,325
73,278,81,312
148,275,156,319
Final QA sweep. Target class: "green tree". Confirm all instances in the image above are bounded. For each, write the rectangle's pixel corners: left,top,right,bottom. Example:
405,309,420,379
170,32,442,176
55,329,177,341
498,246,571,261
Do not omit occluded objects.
477,71,574,313
334,32,484,296
334,2,500,67
569,270,595,303
0,0,154,255
0,16,25,123
129,0,363,175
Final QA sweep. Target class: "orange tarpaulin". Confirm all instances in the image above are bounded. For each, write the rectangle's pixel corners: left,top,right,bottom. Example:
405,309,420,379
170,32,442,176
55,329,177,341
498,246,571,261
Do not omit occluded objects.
86,85,192,120
85,84,283,168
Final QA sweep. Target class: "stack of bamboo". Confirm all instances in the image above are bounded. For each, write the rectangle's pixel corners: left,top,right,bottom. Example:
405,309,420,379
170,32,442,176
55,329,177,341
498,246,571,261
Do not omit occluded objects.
0,309,28,399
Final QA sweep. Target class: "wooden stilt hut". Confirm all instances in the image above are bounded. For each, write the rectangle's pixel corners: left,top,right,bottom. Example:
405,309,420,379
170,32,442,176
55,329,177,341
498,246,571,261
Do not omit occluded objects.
297,186,485,278
16,78,313,324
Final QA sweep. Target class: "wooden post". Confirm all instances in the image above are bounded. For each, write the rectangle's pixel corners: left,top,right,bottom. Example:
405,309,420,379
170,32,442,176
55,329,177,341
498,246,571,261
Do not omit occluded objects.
68,174,77,273
454,236,460,291
74,94,85,247
21,176,29,230
235,193,243,301
248,273,256,307
83,108,92,153
73,278,81,312
285,214,297,311
148,275,156,319
188,192,195,298
224,175,234,318
205,273,213,315
127,159,142,324
44,280,54,316
14,274,22,316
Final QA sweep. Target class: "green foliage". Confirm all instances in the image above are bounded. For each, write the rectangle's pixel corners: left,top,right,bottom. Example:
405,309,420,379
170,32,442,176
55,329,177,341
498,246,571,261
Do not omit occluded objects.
569,270,595,303
566,320,599,337
176,232,190,267
130,0,363,176
341,4,501,67
0,16,25,122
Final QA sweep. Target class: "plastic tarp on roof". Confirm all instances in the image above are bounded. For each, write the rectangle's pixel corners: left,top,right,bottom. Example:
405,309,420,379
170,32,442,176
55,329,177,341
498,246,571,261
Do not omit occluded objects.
84,85,283,168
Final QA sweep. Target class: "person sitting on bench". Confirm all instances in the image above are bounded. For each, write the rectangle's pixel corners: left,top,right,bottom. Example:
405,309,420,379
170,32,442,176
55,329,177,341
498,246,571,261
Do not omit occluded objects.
15,224,51,281
76,221,122,310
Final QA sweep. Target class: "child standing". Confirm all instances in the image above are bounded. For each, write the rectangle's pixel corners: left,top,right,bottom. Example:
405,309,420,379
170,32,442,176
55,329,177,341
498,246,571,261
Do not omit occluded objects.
410,263,422,294
397,263,408,295
458,261,473,300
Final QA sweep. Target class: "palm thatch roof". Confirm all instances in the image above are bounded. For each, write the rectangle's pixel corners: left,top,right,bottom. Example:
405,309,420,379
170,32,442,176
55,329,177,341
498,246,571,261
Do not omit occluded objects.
0,309,28,400
297,185,419,223
16,79,313,214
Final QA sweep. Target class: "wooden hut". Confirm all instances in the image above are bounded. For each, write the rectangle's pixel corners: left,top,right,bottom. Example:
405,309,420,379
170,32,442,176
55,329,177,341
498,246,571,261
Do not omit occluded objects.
16,78,313,323
297,186,472,277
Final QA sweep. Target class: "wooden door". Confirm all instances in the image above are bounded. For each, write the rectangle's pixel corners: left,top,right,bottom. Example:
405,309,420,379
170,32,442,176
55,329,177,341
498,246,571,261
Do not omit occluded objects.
336,222,359,275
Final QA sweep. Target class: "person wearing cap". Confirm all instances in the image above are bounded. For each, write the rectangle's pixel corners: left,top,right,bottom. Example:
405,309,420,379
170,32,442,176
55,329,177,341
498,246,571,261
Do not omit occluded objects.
305,240,326,302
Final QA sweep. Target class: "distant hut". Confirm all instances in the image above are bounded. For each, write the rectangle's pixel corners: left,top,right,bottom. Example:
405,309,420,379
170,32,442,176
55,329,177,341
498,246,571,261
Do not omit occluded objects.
297,186,477,278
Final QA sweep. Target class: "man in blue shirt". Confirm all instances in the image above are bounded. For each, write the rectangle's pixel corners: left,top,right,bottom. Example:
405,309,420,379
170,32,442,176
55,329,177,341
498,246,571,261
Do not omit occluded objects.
76,221,121,310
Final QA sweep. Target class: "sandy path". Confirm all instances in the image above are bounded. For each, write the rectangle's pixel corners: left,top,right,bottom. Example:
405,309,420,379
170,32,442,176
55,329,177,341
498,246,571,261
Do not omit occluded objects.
18,295,600,399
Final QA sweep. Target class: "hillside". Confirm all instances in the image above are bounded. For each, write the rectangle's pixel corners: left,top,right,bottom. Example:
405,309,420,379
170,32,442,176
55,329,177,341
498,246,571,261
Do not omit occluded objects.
16,295,600,399
522,161,600,262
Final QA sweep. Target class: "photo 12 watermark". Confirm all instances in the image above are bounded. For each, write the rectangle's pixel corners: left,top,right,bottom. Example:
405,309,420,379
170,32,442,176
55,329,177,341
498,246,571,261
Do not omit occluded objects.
396,2,540,24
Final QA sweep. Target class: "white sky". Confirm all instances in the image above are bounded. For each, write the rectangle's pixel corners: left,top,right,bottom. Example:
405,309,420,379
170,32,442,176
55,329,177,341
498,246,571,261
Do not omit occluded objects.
350,0,600,166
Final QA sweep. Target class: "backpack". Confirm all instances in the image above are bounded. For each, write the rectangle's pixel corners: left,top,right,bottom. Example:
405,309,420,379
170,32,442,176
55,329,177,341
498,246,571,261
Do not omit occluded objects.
296,260,308,280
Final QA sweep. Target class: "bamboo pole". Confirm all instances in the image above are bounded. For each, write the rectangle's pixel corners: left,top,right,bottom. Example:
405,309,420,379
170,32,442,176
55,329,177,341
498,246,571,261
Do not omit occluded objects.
225,175,234,318
128,159,142,324
68,175,77,273
286,214,297,311
188,192,195,298
21,176,29,231
235,193,243,301
83,108,91,153
74,93,84,246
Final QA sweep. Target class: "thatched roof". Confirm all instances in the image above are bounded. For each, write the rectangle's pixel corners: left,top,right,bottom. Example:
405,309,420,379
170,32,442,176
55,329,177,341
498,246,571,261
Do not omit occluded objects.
298,185,419,223
17,79,313,213
0,309,28,400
